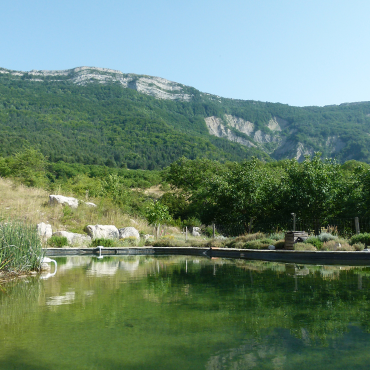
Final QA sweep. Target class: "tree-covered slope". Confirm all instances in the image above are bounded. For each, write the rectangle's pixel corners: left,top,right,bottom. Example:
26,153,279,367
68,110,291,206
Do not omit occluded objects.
0,70,269,169
1,66,370,167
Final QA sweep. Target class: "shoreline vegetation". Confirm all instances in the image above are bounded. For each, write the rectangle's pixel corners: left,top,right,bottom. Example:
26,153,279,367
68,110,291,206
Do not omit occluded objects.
2,148,370,275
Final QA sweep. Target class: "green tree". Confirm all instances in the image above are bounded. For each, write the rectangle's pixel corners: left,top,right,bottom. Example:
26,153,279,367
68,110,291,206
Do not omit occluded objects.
145,200,172,226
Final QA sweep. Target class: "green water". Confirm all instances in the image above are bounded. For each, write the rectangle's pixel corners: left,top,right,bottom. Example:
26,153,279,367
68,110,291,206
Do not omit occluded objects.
1,256,370,369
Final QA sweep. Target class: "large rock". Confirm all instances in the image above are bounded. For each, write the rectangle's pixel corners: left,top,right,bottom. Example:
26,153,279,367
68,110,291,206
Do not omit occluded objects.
192,227,201,237
85,224,119,240
49,195,79,209
52,231,92,247
119,227,140,240
37,222,52,240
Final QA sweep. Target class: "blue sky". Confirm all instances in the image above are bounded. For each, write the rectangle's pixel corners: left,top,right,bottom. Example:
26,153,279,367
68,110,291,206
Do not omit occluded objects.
1,0,369,107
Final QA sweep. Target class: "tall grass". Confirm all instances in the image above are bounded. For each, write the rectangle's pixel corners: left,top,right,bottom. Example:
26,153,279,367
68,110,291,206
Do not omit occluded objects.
0,219,42,273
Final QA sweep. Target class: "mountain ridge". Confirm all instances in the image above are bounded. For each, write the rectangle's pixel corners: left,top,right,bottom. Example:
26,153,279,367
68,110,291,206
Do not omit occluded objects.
1,66,370,166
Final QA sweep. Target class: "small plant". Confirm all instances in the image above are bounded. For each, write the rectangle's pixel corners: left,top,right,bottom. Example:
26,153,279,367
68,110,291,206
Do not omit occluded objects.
90,238,117,248
273,239,285,249
318,233,338,242
321,240,354,251
47,236,68,248
352,242,365,251
305,236,323,249
119,236,138,247
295,242,317,251
269,232,285,241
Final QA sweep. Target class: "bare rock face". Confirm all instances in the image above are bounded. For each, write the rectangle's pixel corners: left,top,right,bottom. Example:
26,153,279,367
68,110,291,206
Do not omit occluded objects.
0,67,193,102
204,117,256,147
52,231,92,247
49,195,79,209
118,227,140,240
85,224,119,240
37,222,52,240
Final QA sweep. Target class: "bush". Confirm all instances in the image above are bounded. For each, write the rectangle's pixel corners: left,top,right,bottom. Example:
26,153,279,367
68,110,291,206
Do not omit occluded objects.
353,242,365,251
350,233,370,246
201,226,219,238
318,233,338,242
90,238,117,248
47,236,68,248
305,236,323,249
321,240,354,251
268,232,285,241
295,242,317,251
273,239,285,249
119,237,139,247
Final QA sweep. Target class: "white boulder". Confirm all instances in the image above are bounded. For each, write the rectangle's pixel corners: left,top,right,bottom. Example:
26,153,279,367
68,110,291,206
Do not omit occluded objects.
52,231,92,247
119,227,140,240
85,224,119,240
192,227,201,237
37,222,52,240
49,195,79,209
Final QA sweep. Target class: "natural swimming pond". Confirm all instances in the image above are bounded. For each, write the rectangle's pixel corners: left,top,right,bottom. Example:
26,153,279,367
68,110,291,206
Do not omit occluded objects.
1,255,370,369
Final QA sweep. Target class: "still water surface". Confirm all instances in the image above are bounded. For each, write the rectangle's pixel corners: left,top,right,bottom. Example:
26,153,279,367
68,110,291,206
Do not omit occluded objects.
1,256,370,369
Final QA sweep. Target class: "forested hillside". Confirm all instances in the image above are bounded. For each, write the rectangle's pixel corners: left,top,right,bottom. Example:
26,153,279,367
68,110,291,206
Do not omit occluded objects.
1,66,370,168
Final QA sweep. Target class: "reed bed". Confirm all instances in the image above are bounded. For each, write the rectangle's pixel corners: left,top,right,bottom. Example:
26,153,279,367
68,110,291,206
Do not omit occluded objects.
0,219,42,273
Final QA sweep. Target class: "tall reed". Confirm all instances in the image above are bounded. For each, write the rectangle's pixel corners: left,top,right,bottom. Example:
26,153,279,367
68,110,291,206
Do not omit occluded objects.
0,219,42,273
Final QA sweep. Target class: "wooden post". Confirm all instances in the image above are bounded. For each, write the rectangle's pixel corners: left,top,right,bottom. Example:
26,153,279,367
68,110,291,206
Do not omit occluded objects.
291,213,296,232
355,217,360,234
213,223,215,239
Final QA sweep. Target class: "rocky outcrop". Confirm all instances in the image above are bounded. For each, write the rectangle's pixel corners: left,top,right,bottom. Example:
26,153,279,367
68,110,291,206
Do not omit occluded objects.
0,67,193,102
37,222,52,240
224,115,254,135
49,195,79,209
52,231,91,247
85,224,119,240
204,117,256,147
118,227,140,240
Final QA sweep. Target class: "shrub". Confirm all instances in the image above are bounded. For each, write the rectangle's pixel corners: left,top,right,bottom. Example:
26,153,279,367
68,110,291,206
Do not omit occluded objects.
201,226,219,238
318,233,338,242
321,240,354,251
90,238,117,248
352,242,365,251
119,236,138,247
294,242,317,251
204,239,226,248
47,236,68,248
350,233,370,246
305,236,323,249
273,239,285,249
269,232,285,241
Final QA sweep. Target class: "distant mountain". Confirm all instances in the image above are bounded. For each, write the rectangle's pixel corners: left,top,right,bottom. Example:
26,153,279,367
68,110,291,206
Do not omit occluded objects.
1,66,370,168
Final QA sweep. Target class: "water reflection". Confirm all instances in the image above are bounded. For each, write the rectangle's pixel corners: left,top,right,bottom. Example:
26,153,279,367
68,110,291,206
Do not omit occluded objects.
1,256,370,369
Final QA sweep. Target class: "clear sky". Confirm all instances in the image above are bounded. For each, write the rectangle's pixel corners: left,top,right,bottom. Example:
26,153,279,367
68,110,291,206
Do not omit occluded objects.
1,0,369,107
